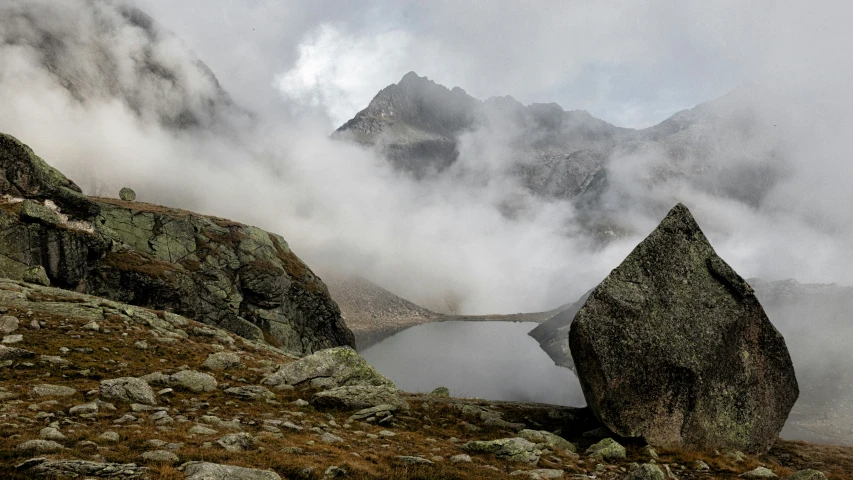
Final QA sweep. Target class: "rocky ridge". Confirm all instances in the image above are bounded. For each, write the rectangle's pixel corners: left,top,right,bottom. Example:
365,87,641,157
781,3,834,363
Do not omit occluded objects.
0,132,354,356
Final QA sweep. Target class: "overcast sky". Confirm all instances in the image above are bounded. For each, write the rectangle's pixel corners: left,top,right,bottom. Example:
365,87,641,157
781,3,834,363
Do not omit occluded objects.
131,0,850,129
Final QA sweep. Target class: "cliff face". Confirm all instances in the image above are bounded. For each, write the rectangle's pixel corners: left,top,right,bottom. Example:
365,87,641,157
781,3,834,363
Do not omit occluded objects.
0,132,354,356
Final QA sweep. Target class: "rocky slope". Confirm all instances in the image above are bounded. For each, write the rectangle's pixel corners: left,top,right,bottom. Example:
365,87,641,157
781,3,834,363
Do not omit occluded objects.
0,132,354,356
0,277,849,479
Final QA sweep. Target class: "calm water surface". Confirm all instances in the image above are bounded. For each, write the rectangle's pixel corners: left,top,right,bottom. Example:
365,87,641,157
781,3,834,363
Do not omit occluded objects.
361,321,585,406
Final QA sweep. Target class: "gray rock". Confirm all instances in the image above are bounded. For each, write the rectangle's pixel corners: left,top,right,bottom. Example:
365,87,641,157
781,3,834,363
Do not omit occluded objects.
32,384,78,397
430,386,450,397
100,377,157,405
585,438,626,462
119,187,136,201
69,402,99,415
0,344,35,361
182,461,281,480
741,467,778,478
0,315,19,334
785,470,827,480
324,466,346,478
216,432,255,452
2,334,23,344
262,346,392,389
23,266,50,286
569,204,798,453
462,437,542,464
518,429,577,453
98,431,121,443
21,200,61,226
17,439,65,453
509,469,565,479
319,432,344,443
311,385,405,410
450,454,472,463
625,464,665,480
139,450,179,464
396,456,434,465
189,424,219,435
16,458,149,479
82,321,100,331
169,370,217,392
202,351,242,370
224,385,275,401
39,427,66,441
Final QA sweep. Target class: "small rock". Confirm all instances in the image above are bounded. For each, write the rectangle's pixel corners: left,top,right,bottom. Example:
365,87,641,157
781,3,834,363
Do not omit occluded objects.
23,266,50,286
32,384,78,397
82,321,100,332
509,469,565,479
98,431,120,443
292,399,309,407
586,438,626,462
134,341,148,350
0,315,19,334
397,456,434,465
224,385,275,401
39,427,66,441
17,439,64,453
189,425,219,435
119,187,137,201
430,386,450,397
202,351,242,370
169,370,217,393
2,334,23,344
319,432,344,444
450,454,472,463
785,470,827,480
324,466,346,478
182,461,281,480
741,467,777,478
694,460,710,471
463,437,541,464
100,377,157,405
139,450,179,464
625,463,665,480
216,432,255,452
518,429,577,453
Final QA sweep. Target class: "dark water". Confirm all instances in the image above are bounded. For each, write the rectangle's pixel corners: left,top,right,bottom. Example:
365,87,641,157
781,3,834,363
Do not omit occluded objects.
360,321,585,406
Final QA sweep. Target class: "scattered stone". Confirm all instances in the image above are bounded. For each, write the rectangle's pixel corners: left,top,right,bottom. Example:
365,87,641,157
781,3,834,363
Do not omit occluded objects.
378,430,396,437
32,384,77,397
324,466,346,478
216,432,256,452
23,266,51,286
139,450,179,464
430,386,450,397
292,399,309,407
396,456,434,465
450,454,472,463
82,321,100,331
0,345,35,361
0,315,19,334
509,469,565,479
189,425,219,435
319,432,344,444
2,334,23,344
785,471,827,480
134,340,148,350
586,438,626,462
694,460,710,471
100,377,157,405
98,431,121,443
311,385,405,410
741,467,778,478
518,429,577,453
16,458,149,479
39,427,66,441
119,187,137,201
182,461,282,480
462,437,542,464
625,464,665,480
69,402,99,416
169,370,218,393
569,204,799,453
224,385,275,401
262,346,393,389
202,351,242,370
17,439,65,453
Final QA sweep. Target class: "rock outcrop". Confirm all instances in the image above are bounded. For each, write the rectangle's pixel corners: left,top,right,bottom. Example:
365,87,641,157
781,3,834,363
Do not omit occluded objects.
569,203,798,453
0,132,354,356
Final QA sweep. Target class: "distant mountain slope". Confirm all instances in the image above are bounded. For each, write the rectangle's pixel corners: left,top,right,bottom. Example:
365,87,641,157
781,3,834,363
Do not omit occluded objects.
0,1,249,132
336,73,786,232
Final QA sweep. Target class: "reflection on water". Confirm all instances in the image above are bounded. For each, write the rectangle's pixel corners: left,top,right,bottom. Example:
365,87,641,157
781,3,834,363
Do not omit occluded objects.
360,321,585,406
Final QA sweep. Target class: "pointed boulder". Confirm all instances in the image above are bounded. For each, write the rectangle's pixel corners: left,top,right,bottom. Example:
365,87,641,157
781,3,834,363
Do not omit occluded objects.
569,203,797,453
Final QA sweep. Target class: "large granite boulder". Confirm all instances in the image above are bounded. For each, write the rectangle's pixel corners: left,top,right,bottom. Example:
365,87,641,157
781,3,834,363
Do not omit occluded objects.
0,132,354,356
569,203,798,453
